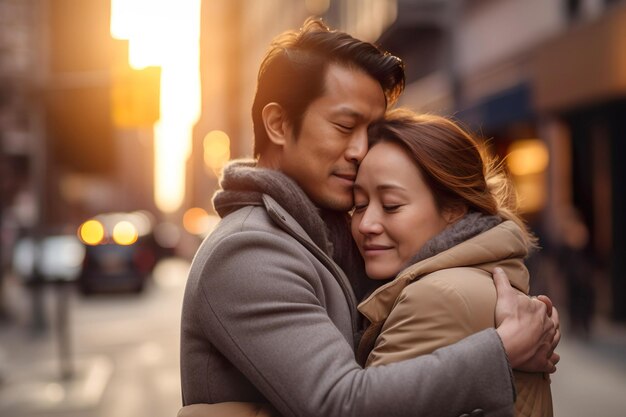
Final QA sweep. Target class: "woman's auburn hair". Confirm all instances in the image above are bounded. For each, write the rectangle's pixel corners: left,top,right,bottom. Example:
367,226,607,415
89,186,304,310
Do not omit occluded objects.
367,108,538,250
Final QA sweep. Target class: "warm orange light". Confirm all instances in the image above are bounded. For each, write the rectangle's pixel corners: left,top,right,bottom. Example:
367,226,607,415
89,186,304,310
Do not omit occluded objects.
183,207,209,235
110,0,163,69
506,139,549,176
111,0,201,213
112,221,139,245
506,139,549,213
110,0,137,40
203,130,231,176
515,176,547,213
78,220,105,245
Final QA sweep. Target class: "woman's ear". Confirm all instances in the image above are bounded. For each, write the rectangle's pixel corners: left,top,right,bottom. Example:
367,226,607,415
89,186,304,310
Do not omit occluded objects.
262,102,290,146
443,204,467,225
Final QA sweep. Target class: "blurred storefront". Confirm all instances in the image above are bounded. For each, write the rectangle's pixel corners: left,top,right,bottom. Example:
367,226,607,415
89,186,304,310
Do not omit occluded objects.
375,0,626,322
0,0,159,249
532,5,626,320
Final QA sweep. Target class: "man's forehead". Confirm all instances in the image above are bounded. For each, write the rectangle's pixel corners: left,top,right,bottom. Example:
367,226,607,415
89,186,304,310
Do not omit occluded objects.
323,63,382,92
314,64,386,118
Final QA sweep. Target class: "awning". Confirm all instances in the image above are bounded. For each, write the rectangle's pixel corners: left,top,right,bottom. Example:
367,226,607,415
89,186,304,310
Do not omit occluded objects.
531,4,626,113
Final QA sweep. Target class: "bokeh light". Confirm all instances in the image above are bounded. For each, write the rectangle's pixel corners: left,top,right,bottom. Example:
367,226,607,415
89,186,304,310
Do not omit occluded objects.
506,139,549,213
203,130,231,176
78,219,105,246
111,0,201,213
182,207,209,235
112,220,139,245
506,139,550,176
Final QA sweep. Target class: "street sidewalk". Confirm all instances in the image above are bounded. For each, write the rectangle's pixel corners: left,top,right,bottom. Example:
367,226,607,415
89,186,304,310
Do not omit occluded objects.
0,260,187,417
1,269,626,417
0,277,121,417
551,318,626,417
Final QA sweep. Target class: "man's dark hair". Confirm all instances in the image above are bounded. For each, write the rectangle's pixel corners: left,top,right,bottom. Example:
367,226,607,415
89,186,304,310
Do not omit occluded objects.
252,17,405,157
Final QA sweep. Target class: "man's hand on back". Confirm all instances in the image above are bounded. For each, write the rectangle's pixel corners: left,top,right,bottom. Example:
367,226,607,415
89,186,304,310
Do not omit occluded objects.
493,267,560,373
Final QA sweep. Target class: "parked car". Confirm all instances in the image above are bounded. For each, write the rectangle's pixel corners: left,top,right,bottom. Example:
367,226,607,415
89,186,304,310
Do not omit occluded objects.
76,212,158,295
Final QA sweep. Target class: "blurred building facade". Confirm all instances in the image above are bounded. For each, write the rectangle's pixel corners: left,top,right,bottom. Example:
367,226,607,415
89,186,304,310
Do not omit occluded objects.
369,0,626,322
0,0,160,318
194,0,625,323
0,0,158,237
0,0,40,313
1,0,624,324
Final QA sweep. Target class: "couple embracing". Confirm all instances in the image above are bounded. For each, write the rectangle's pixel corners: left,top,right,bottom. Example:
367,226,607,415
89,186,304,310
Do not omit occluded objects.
179,18,559,417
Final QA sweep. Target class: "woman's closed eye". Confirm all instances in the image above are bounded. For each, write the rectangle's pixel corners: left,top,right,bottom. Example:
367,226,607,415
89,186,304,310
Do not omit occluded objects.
353,202,368,213
383,204,402,213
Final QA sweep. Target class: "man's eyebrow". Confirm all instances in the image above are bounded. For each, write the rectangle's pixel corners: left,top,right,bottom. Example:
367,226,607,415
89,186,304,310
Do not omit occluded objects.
330,107,364,119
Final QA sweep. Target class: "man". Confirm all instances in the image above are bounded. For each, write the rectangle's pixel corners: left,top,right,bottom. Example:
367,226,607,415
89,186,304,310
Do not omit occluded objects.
180,18,559,417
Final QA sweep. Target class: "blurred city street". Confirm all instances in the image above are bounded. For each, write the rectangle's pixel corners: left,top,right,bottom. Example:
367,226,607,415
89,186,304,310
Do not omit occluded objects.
0,257,189,417
0,257,625,417
1,1,626,416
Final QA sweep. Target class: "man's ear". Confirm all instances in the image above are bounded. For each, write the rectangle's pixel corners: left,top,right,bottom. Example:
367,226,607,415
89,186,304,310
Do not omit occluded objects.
443,204,467,225
262,102,290,146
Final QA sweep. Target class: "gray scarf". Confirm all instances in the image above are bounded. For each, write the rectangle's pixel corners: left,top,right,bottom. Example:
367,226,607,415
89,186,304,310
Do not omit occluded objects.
212,160,371,299
406,211,502,267
213,160,334,255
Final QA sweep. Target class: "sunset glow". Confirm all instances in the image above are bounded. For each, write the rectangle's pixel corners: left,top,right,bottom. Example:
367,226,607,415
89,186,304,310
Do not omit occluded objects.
110,0,201,213
203,130,231,176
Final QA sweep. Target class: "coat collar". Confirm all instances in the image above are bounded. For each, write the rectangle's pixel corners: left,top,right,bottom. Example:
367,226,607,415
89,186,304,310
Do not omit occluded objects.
262,194,361,346
213,159,335,256
357,220,530,323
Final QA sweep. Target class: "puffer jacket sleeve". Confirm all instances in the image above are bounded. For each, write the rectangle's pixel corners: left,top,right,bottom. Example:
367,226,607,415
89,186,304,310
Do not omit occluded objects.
185,229,514,417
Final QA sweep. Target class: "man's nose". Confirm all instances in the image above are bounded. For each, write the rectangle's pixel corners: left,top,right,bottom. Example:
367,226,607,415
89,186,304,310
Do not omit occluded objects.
345,129,368,164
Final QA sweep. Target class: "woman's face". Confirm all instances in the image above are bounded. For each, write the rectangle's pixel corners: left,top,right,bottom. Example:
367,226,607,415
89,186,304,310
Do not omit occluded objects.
351,141,452,280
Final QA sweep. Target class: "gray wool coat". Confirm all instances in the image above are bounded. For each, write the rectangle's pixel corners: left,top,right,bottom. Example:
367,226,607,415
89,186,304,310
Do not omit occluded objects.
180,194,516,417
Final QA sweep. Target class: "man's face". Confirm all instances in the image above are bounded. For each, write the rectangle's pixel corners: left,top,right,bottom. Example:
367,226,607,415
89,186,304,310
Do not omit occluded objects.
279,64,386,211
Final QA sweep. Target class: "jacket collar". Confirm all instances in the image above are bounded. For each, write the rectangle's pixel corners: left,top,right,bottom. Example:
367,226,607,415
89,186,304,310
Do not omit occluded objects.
358,221,530,323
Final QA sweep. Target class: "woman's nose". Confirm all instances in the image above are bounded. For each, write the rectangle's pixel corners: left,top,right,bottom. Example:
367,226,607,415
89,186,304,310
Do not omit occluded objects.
357,208,383,235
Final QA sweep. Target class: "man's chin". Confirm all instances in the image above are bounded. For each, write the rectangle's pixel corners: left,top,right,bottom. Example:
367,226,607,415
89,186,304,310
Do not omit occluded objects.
315,194,353,212
325,200,353,212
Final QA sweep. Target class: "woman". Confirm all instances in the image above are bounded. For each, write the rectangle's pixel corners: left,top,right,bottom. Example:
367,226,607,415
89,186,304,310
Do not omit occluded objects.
352,109,553,417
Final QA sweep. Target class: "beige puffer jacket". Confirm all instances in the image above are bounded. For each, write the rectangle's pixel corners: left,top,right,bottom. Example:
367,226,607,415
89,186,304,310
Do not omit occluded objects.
357,220,553,417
